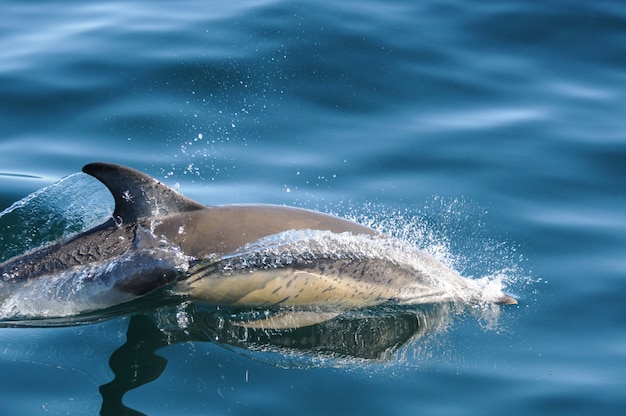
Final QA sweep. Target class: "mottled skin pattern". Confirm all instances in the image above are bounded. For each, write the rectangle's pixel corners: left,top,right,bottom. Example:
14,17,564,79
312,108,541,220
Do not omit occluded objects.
1,221,134,281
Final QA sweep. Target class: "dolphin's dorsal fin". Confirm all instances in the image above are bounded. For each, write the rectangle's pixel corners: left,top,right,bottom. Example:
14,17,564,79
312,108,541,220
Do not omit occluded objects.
82,162,205,223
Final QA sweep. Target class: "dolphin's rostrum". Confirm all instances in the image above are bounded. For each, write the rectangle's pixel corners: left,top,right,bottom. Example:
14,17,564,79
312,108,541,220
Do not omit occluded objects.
0,162,516,323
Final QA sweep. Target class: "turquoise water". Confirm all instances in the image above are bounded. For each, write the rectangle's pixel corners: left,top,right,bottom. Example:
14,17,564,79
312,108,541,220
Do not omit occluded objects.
1,0,625,414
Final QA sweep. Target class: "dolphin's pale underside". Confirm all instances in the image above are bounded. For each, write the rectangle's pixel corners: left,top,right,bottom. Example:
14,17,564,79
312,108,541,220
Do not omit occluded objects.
0,162,516,322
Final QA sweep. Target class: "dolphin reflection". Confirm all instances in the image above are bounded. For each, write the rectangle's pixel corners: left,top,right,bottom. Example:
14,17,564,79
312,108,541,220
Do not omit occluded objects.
98,302,455,415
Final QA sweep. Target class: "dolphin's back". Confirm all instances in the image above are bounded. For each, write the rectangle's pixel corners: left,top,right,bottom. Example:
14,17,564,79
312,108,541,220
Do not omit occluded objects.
84,162,378,257
153,204,378,259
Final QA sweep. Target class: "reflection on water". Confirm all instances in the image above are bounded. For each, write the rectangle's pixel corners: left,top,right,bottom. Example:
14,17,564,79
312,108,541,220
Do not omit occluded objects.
99,315,167,416
96,300,461,415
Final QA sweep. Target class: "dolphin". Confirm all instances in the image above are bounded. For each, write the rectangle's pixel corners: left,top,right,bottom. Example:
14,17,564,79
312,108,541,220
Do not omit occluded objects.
0,162,516,323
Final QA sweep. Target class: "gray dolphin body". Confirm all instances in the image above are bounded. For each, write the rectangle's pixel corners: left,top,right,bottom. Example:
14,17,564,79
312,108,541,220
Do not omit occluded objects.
0,162,515,322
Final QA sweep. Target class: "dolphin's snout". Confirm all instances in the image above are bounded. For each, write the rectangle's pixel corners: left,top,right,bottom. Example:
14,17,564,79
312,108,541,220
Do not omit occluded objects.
495,294,518,305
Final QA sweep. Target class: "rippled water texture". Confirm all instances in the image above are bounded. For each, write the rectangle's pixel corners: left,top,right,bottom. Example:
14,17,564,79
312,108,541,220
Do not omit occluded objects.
1,0,625,414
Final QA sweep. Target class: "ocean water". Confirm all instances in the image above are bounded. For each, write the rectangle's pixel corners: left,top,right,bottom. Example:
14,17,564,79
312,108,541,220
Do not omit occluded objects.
1,0,625,414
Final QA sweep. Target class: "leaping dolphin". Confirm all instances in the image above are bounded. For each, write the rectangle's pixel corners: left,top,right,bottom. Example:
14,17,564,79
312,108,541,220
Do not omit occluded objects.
0,162,516,323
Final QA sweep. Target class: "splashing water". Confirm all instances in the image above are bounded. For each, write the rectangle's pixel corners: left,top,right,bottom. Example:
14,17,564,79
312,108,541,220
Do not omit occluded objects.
0,173,112,262
343,197,528,295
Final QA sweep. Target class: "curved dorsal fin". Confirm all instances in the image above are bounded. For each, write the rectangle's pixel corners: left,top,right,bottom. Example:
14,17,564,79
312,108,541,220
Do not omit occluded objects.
82,162,205,223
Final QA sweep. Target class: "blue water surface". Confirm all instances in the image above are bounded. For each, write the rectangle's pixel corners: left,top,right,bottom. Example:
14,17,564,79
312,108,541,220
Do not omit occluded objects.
1,0,625,414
